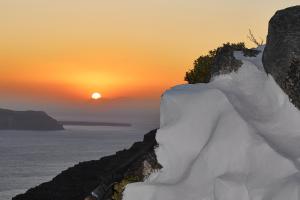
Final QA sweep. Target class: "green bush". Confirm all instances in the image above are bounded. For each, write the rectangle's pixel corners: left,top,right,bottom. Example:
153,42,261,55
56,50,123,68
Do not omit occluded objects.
184,42,246,84
112,176,140,200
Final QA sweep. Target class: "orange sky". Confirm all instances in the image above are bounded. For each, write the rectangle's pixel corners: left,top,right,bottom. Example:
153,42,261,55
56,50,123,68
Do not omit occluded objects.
0,0,299,103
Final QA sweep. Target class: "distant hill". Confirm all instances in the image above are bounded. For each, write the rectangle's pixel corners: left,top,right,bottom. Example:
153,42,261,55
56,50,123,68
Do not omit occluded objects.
60,120,131,127
0,108,64,130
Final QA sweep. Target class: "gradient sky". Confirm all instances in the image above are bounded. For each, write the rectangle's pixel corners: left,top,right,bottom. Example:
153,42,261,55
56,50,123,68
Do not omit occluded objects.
0,1,299,120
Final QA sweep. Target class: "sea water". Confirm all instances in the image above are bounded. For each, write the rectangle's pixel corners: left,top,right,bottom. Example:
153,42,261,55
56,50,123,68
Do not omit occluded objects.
0,124,155,200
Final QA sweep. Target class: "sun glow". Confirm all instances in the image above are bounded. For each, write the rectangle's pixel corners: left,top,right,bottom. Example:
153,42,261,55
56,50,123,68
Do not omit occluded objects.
91,92,102,100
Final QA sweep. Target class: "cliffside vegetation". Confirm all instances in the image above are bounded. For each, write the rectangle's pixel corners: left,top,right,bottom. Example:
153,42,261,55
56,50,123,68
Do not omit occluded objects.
184,42,246,84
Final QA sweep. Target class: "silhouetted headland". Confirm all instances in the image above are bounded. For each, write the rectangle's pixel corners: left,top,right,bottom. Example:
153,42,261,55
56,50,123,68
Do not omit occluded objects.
60,121,131,127
0,108,64,130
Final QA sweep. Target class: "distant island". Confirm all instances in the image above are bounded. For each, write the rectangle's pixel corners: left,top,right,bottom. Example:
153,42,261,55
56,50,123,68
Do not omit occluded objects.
60,120,131,127
0,108,132,130
0,108,64,130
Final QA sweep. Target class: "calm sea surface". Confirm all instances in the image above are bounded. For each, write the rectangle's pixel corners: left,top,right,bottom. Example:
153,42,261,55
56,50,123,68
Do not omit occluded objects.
0,124,155,200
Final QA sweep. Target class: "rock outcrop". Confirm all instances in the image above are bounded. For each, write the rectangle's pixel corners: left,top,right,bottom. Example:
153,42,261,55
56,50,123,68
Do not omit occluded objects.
13,129,159,200
0,108,64,130
263,6,300,108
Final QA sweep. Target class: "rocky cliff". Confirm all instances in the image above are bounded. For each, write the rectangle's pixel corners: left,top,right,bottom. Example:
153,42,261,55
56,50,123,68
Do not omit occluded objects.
0,108,64,130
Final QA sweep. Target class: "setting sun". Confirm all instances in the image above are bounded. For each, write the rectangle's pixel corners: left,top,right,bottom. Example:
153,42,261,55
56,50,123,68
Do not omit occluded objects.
91,92,102,100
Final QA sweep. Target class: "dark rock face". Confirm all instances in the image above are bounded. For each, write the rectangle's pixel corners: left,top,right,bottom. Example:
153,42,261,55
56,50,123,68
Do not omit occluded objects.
13,130,158,200
263,6,300,108
0,108,64,130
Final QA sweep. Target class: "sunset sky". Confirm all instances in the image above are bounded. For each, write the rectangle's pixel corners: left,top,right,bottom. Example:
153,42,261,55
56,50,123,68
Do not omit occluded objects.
0,0,299,121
